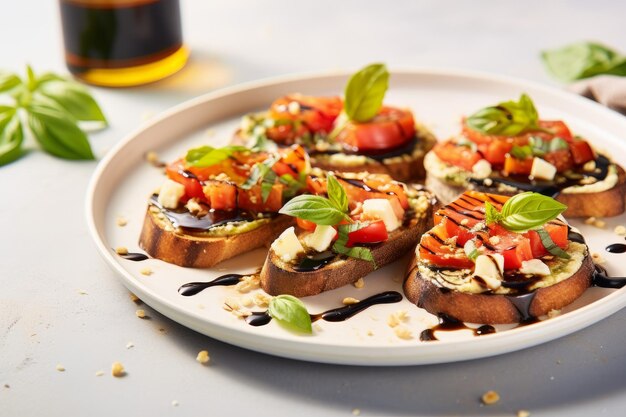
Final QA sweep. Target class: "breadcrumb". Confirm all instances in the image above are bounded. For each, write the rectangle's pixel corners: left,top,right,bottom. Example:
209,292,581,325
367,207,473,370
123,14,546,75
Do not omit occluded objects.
342,297,360,305
95,370,104,377
56,364,65,372
129,293,141,303
126,342,134,349
140,267,153,276
592,252,606,264
394,326,413,340
196,350,210,365
111,362,125,377
171,400,179,407
116,216,128,227
353,278,365,289
135,309,147,319
352,408,361,416
481,390,500,405
115,246,129,255
517,410,530,417
614,225,626,236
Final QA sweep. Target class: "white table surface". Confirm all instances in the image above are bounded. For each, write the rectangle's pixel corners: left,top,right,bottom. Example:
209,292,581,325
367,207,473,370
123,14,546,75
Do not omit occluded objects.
2,1,626,416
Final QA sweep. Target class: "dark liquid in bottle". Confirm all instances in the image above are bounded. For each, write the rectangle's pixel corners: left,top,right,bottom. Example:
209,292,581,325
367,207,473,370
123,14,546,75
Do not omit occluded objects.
59,0,188,86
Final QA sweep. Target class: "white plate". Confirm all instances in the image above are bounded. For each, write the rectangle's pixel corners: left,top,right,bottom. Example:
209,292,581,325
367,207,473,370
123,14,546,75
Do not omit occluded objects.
86,68,626,366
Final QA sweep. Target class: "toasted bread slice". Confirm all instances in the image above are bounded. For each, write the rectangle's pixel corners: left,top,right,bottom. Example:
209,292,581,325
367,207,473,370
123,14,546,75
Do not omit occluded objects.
404,248,594,324
425,152,626,218
139,206,294,268
260,189,437,297
233,124,436,183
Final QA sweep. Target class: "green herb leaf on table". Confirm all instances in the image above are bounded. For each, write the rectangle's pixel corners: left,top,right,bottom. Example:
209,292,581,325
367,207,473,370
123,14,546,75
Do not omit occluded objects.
344,63,389,122
268,295,312,334
0,66,107,166
542,42,626,82
185,145,248,167
485,192,567,233
466,93,540,136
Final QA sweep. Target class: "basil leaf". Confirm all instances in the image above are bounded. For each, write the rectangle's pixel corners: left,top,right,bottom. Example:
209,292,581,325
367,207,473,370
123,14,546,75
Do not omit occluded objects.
27,104,94,160
279,195,350,225
35,80,107,124
542,42,626,82
261,170,277,202
529,136,548,156
0,112,24,166
549,137,569,152
268,295,312,334
466,94,540,136
498,192,567,233
326,173,348,212
185,145,248,167
0,72,21,93
333,223,376,266
484,201,502,225
536,228,570,259
510,145,533,160
344,63,389,122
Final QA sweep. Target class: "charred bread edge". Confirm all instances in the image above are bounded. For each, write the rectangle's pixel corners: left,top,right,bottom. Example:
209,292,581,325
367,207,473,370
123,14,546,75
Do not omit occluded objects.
426,161,626,218
139,208,295,268
260,203,436,298
403,248,594,324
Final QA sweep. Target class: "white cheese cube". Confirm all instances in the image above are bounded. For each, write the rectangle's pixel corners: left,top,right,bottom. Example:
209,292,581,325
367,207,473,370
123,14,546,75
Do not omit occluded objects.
362,199,401,232
519,259,551,276
472,159,492,179
303,225,337,252
472,254,504,290
271,226,305,262
531,157,557,181
158,179,185,209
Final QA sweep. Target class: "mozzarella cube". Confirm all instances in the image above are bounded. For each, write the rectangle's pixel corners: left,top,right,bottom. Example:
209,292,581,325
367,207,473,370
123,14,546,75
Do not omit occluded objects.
473,254,504,290
303,225,337,252
362,199,401,232
531,157,557,181
472,159,492,179
158,179,185,209
271,227,305,262
519,259,551,276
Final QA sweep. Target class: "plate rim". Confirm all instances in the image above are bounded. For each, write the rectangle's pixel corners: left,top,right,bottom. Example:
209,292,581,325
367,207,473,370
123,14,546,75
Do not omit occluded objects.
85,67,626,366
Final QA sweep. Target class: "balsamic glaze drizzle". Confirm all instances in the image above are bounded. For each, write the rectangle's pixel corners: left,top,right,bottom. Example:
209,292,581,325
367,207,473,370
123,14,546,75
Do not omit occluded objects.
419,313,496,342
592,264,626,289
178,273,245,296
118,252,149,261
606,243,626,254
245,291,403,327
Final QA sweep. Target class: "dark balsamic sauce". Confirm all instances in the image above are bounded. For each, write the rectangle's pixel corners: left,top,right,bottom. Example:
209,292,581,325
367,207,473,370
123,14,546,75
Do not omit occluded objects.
419,313,496,342
118,252,149,261
149,194,269,232
592,264,626,289
178,273,244,296
293,251,337,272
606,243,626,254
308,136,419,162
469,154,611,198
245,291,403,327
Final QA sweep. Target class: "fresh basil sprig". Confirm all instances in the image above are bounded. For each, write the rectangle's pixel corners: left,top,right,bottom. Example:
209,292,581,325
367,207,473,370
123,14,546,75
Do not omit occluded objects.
279,173,351,225
509,136,569,160
268,294,312,334
542,42,626,82
185,145,248,167
466,94,543,136
0,66,107,166
344,63,389,122
485,192,567,233
333,222,377,266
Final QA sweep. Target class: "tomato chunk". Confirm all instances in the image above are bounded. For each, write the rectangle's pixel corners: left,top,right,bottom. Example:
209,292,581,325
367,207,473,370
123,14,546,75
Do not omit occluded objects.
569,138,595,165
543,149,574,173
503,154,533,176
336,106,415,152
524,221,569,258
432,141,482,171
297,218,317,232
347,220,388,247
165,159,206,201
418,224,474,269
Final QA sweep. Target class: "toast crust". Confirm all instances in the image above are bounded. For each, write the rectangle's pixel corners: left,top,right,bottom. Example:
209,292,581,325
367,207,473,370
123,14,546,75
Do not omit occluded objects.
260,202,436,297
138,208,294,268
426,164,626,218
403,250,594,324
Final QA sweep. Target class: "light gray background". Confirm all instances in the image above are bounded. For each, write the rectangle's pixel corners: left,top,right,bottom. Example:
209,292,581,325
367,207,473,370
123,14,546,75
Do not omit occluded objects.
2,1,626,416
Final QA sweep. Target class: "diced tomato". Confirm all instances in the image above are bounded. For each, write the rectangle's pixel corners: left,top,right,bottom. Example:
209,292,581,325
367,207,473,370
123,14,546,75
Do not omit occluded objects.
569,139,595,165
432,141,482,171
441,217,475,246
203,181,237,210
538,120,573,141
543,149,574,173
484,139,515,166
336,106,416,152
346,220,388,247
267,94,343,143
237,184,283,213
165,158,206,201
272,145,309,177
418,224,474,269
503,154,533,176
296,218,317,232
485,224,533,270
524,221,569,258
